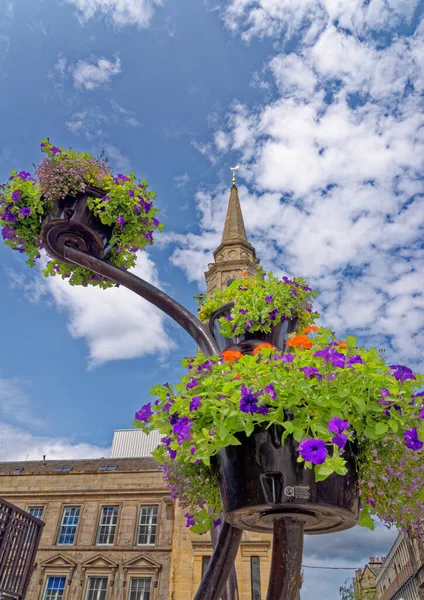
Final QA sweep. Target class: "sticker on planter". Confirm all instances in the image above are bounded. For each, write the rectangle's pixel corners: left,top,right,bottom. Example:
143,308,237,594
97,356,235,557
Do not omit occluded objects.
284,486,295,498
294,486,311,500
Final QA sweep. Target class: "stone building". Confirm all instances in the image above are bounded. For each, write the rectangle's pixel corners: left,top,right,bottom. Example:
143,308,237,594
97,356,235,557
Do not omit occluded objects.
0,457,173,600
353,557,384,599
375,530,424,600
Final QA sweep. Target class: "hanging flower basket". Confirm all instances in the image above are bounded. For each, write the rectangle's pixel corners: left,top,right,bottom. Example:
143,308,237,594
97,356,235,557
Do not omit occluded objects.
0,139,162,289
209,302,298,353
215,423,359,534
135,314,424,537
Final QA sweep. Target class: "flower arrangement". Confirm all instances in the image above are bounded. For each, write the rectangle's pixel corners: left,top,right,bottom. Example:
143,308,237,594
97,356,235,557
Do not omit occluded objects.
0,139,162,289
195,269,318,337
135,326,424,536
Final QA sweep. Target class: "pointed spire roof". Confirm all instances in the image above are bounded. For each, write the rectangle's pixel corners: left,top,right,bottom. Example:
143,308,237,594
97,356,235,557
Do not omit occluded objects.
221,183,248,244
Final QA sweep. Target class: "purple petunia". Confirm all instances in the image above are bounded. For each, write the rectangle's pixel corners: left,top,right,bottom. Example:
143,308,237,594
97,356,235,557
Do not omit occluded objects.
50,146,62,155
268,308,279,320
135,403,152,422
190,396,202,412
257,405,269,415
347,355,364,368
332,433,347,449
328,417,350,435
185,513,196,528
239,308,249,314
404,427,423,451
314,347,346,368
300,366,321,379
240,384,260,413
117,215,125,227
391,364,416,383
173,416,194,444
264,384,277,400
223,315,233,321
265,296,274,303
213,519,221,528
17,171,32,180
152,217,160,227
145,231,153,243
1,226,15,240
186,378,198,390
274,353,295,363
190,446,196,455
19,207,31,217
169,448,177,460
299,438,328,464
11,190,22,201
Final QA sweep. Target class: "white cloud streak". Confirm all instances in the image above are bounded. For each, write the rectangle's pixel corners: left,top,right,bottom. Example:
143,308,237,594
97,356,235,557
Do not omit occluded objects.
66,0,163,28
72,56,121,91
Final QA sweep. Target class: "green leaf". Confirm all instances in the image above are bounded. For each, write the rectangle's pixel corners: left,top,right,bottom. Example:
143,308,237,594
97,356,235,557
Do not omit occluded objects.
358,510,375,530
388,419,399,433
338,387,350,398
315,463,335,481
293,427,304,442
375,422,388,436
352,396,365,413
282,421,293,434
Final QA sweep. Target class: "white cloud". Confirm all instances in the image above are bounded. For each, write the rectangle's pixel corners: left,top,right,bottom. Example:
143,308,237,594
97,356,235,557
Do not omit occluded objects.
72,56,121,91
66,0,162,28
44,252,174,368
104,143,130,171
173,173,190,188
0,422,109,461
0,379,44,428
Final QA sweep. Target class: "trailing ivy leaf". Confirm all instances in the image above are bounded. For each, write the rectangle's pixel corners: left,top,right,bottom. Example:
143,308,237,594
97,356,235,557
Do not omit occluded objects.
359,510,375,530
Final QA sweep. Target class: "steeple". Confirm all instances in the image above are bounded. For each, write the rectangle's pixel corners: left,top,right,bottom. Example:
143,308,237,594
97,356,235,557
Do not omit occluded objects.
205,173,259,295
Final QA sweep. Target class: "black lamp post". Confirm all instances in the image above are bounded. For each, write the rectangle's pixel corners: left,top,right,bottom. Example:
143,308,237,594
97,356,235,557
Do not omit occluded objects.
42,211,359,600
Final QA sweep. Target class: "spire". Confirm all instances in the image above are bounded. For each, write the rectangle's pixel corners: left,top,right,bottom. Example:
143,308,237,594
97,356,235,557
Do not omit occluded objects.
221,183,248,244
204,170,259,295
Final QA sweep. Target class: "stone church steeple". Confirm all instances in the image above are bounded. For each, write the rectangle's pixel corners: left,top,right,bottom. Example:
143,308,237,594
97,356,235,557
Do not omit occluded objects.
205,175,259,295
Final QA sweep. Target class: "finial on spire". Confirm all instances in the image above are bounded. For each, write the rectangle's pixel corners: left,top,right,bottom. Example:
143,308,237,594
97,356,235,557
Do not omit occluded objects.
230,165,239,186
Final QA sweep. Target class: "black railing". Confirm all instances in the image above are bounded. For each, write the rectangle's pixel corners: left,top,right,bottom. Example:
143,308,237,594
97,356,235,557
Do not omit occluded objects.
0,498,44,599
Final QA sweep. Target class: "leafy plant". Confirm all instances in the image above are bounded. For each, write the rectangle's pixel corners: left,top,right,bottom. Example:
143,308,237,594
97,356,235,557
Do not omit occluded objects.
135,324,424,535
195,269,319,336
0,139,162,289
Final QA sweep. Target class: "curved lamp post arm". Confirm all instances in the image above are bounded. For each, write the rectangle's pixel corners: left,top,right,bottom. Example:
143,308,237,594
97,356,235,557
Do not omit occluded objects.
63,246,220,357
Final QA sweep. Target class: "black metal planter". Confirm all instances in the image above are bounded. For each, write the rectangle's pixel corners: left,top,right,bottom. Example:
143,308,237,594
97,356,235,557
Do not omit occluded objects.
209,302,298,353
214,424,359,535
41,185,112,263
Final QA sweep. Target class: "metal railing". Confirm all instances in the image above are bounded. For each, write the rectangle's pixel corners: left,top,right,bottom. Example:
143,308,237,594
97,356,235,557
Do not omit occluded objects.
0,498,44,599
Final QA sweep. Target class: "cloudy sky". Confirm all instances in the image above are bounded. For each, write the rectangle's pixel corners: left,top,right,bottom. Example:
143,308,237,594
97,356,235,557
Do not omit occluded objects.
1,0,423,596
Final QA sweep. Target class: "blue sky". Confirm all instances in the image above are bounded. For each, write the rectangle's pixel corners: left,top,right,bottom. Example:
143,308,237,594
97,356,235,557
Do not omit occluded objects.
1,0,423,596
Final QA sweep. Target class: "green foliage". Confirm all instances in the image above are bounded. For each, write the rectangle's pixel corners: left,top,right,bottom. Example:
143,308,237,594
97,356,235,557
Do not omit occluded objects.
136,326,424,534
0,139,162,289
195,269,319,335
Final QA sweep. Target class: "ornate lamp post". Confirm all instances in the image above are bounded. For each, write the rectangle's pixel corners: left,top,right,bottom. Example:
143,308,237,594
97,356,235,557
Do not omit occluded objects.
39,171,359,600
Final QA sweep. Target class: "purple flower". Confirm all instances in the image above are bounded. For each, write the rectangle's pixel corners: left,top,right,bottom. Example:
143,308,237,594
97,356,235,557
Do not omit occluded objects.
169,413,180,425
197,359,214,374
134,205,141,215
332,434,347,448
115,173,130,184
161,437,172,447
245,319,254,332
169,448,177,460
223,315,233,321
274,353,295,363
299,438,328,465
327,372,338,381
152,217,160,227
404,427,423,451
101,195,110,202
290,289,298,296
265,296,274,303
17,171,31,180
327,417,350,435
186,378,198,390
300,366,321,379
268,308,279,320
314,347,346,369
50,146,62,155
366,497,376,508
117,215,125,227
185,513,196,528
145,231,153,243
19,207,31,217
213,519,221,528
173,416,194,444
391,364,416,383
420,408,424,419
239,308,249,314
139,199,152,213
190,396,202,411
347,355,364,368
257,405,269,415
190,446,196,455
1,226,15,240
264,384,277,400
127,189,134,197
380,388,391,398
11,190,22,201
240,384,259,413
135,403,152,422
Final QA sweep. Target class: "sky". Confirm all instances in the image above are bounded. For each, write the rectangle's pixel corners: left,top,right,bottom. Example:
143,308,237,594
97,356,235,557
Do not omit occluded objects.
0,0,423,597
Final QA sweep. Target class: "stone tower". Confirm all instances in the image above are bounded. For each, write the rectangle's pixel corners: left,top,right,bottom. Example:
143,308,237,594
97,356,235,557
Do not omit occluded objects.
205,179,259,295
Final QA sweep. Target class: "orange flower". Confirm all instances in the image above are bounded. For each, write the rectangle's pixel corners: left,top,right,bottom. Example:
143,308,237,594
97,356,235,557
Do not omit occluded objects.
303,325,318,334
222,350,243,363
335,340,346,349
253,343,275,355
286,335,313,349
234,374,241,379
242,270,248,277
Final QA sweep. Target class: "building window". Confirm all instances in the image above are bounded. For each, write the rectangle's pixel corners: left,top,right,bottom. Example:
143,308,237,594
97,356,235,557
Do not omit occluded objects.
202,557,211,578
137,506,158,545
98,465,117,471
12,468,23,474
43,576,66,600
251,556,261,600
96,506,119,545
129,578,152,600
54,466,73,472
85,577,108,600
28,506,44,520
57,506,80,545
